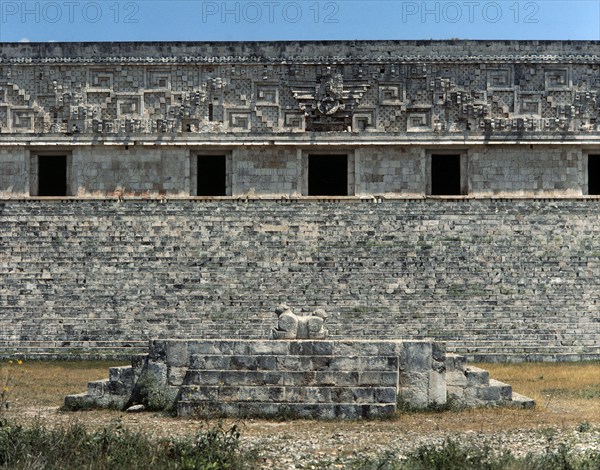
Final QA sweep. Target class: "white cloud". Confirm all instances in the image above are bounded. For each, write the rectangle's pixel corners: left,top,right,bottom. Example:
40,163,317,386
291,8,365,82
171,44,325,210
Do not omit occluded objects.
18,37,31,43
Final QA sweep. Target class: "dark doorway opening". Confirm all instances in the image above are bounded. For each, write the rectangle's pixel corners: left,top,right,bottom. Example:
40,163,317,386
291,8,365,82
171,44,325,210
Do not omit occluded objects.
308,154,348,196
197,155,226,196
431,154,461,195
589,155,600,195
38,155,67,196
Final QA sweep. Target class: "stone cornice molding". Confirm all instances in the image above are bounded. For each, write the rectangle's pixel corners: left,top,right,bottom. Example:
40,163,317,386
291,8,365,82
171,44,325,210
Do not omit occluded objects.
2,40,599,65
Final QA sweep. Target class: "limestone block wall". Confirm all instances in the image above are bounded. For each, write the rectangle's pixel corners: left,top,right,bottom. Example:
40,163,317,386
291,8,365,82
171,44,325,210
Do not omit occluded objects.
162,339,444,418
71,147,190,197
232,147,299,197
0,144,597,198
470,146,583,197
356,148,424,197
0,148,28,198
0,199,598,360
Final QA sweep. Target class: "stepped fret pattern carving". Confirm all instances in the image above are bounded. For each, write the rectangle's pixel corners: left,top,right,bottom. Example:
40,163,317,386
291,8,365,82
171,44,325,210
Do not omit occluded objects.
0,41,598,136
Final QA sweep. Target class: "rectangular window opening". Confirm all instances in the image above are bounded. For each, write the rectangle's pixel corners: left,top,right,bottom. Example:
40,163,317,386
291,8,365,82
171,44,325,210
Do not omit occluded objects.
38,155,67,196
431,154,461,196
197,155,226,196
308,154,348,196
589,154,600,195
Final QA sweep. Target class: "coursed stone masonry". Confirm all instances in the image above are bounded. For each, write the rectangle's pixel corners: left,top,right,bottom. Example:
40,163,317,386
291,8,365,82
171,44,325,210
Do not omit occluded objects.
0,41,598,198
64,339,534,418
0,41,598,359
0,41,598,138
0,199,598,360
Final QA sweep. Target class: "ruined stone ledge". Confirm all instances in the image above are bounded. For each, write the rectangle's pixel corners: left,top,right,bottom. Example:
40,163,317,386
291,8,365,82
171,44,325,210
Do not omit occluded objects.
1,135,599,145
64,339,535,418
177,401,397,419
3,40,599,64
3,199,598,360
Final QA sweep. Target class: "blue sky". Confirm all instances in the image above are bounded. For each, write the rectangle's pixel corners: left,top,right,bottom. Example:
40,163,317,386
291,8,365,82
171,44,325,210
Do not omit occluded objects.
2,0,599,42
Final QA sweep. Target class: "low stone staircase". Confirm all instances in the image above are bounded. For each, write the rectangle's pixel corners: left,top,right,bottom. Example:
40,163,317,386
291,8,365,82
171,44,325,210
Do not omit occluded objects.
0,340,146,360
445,354,534,408
65,358,144,410
175,351,399,418
65,341,535,417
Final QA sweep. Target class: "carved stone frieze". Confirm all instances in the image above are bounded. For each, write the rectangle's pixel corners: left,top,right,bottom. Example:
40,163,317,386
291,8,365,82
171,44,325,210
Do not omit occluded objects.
0,41,598,137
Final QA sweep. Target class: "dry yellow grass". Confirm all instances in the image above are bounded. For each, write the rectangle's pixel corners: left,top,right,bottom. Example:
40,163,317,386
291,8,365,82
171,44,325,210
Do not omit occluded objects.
1,360,598,437
476,361,600,405
5,360,127,408
0,360,597,469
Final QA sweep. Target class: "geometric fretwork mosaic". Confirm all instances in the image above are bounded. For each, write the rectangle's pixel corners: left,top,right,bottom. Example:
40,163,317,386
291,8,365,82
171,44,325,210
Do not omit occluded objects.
0,42,598,135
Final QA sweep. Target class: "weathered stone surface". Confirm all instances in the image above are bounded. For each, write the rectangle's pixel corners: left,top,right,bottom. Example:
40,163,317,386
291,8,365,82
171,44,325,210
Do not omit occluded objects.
88,380,108,397
273,304,329,340
63,393,90,405
1,200,599,360
64,339,533,418
446,357,527,407
0,41,598,362
125,404,145,412
0,41,597,148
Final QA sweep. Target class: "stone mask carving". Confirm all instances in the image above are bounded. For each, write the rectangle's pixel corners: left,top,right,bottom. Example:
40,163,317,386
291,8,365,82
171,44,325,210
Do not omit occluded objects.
272,303,329,339
317,73,344,115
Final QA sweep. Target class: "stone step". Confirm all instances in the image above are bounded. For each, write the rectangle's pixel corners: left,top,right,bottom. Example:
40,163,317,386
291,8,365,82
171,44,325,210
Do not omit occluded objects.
0,340,146,348
0,346,145,361
183,369,398,387
509,392,536,409
64,391,127,411
180,384,397,404
187,354,398,372
488,378,513,399
446,365,536,408
177,400,396,419
470,379,513,402
464,366,490,386
165,340,407,358
86,376,134,398
88,379,109,397
64,393,95,410
463,352,600,362
445,353,467,372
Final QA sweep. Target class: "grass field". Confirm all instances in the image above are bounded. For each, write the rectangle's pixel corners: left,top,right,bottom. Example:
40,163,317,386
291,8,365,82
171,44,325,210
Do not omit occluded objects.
1,360,598,431
2,360,125,409
480,361,600,405
0,360,598,468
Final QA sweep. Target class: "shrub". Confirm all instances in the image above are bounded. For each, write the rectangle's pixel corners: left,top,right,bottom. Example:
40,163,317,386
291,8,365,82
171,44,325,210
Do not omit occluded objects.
406,439,508,470
576,421,591,433
135,372,177,413
396,394,463,413
0,360,25,419
0,418,255,469
349,439,600,470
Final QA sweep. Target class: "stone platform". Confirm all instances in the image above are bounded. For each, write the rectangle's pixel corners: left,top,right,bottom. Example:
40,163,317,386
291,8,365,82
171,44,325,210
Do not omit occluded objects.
65,339,534,418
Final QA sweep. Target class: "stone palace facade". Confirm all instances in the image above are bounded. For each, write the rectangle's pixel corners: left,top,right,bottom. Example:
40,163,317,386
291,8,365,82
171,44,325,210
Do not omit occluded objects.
0,41,598,360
